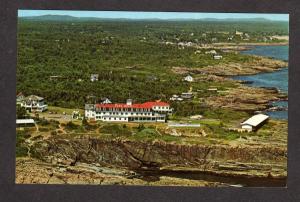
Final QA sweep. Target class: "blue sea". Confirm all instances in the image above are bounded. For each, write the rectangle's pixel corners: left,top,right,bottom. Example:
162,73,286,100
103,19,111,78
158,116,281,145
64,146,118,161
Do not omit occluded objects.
233,45,288,120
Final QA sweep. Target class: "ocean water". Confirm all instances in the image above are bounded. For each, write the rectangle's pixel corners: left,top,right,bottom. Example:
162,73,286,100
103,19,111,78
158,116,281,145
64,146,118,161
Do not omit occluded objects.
241,45,288,61
234,45,288,120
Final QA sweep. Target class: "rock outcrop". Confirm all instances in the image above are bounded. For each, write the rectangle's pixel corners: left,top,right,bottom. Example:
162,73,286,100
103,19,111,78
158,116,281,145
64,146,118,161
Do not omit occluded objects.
30,136,287,179
172,56,288,76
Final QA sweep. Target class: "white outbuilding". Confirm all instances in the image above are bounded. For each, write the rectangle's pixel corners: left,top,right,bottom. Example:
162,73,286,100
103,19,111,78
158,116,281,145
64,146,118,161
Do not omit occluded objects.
90,74,99,82
184,75,194,82
241,114,269,132
16,119,35,127
213,55,223,60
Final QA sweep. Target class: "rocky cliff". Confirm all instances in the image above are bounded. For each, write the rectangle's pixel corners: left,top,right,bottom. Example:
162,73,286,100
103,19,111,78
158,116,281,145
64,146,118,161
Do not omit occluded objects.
31,136,287,179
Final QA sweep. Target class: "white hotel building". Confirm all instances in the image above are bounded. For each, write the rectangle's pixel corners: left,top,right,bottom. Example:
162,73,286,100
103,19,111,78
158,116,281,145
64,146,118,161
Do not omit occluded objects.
85,99,172,122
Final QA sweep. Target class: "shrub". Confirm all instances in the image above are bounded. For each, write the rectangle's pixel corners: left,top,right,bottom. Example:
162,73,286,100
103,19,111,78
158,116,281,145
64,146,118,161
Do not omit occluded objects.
65,121,79,130
82,118,88,126
50,131,57,136
16,146,28,157
16,131,30,157
100,124,132,136
137,124,145,132
132,128,160,141
39,127,49,132
38,118,49,126
81,118,97,131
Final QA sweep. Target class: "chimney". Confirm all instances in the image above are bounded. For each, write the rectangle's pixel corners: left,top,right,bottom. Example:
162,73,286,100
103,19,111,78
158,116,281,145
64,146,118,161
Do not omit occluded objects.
126,99,132,106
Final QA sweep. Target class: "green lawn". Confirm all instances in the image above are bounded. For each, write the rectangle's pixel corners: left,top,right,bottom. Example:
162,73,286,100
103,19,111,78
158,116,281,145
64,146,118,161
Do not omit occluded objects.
46,106,84,115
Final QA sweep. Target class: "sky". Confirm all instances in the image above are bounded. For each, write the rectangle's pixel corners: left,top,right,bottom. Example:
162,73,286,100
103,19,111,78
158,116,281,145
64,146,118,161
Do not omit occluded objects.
18,10,289,21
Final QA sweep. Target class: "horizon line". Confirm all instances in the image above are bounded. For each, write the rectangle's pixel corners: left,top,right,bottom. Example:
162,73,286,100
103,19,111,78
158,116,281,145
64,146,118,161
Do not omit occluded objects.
18,10,289,22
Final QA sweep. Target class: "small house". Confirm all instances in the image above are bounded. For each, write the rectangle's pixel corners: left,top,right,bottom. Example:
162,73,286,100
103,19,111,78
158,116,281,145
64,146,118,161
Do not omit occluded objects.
190,115,203,120
21,95,48,112
16,92,25,105
241,114,269,132
213,55,223,60
170,95,183,101
207,88,218,92
181,92,193,99
184,75,194,82
205,50,217,55
49,75,63,81
244,33,250,39
90,74,99,82
101,98,112,104
186,42,193,47
235,30,243,36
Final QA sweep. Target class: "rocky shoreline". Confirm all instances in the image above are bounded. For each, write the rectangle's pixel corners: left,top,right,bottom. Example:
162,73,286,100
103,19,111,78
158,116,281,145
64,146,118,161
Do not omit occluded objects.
172,45,288,114
16,157,225,186
205,84,287,112
172,56,288,76
16,135,287,186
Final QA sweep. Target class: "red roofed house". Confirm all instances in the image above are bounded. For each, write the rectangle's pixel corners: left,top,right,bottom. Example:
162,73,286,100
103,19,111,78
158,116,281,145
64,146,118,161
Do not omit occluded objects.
85,99,172,122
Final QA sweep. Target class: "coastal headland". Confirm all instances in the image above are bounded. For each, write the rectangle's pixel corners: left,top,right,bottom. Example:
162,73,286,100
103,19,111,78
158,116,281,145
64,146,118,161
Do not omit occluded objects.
16,17,288,186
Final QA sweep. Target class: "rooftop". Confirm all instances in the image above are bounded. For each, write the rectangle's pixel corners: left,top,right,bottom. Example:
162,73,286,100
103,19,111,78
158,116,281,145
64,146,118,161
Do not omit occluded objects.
25,95,44,101
16,119,35,124
241,114,269,127
95,101,169,109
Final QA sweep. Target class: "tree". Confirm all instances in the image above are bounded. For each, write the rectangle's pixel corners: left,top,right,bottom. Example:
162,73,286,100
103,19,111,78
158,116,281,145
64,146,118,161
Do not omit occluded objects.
82,118,88,126
16,105,27,119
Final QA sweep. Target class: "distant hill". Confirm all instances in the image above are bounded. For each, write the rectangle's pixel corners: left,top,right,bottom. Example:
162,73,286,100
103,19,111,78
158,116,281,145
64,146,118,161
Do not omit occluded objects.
21,15,79,21
199,17,272,22
19,15,287,23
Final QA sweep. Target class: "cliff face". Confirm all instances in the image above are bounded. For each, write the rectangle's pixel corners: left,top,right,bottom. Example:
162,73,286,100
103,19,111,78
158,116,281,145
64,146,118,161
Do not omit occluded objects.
31,136,287,178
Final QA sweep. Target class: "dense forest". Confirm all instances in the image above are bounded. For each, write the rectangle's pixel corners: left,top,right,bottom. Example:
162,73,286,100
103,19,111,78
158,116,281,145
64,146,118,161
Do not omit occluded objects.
17,18,288,109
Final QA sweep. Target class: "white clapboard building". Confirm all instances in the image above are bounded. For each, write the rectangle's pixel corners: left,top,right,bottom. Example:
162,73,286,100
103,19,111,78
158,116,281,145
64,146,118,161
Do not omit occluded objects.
19,95,48,112
85,99,172,122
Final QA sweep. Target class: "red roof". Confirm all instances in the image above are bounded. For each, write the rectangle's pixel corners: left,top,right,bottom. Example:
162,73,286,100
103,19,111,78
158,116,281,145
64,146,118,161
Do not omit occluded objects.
95,101,169,109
